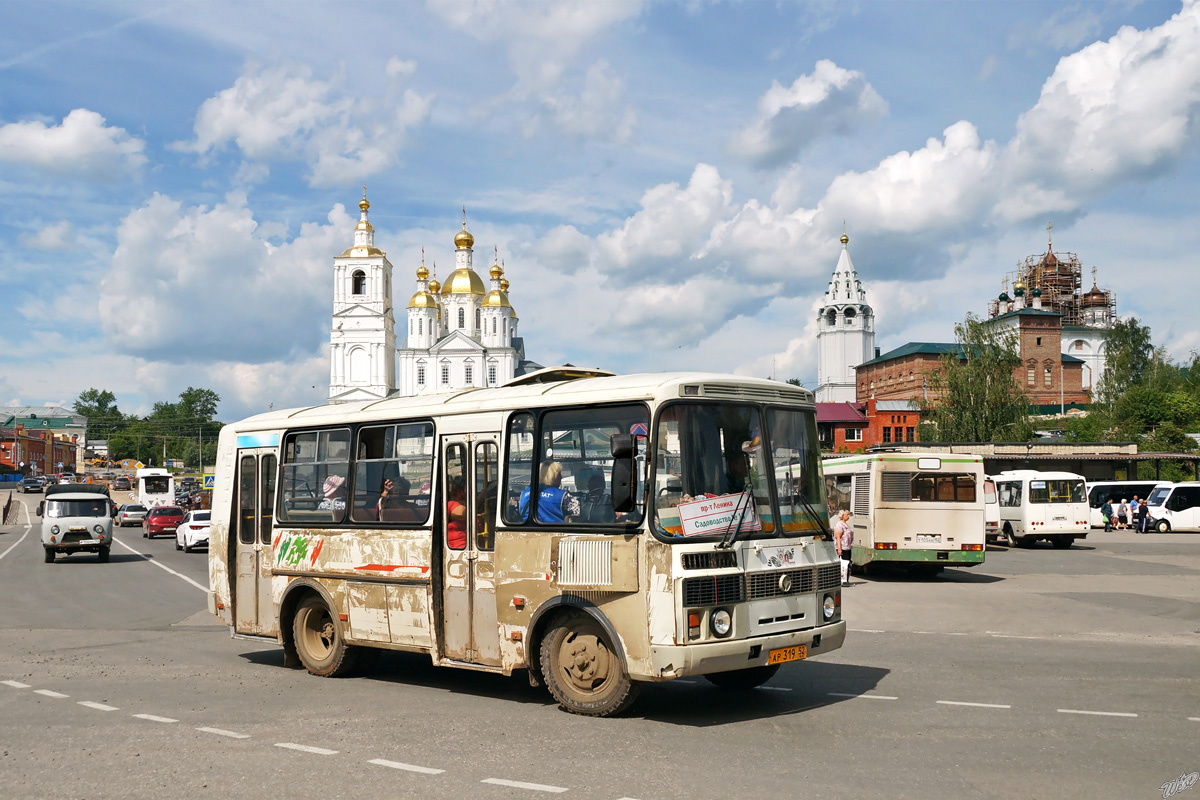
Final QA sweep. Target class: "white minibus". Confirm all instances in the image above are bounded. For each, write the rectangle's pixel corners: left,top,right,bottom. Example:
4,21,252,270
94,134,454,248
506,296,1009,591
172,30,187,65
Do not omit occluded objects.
1085,480,1170,528
1145,482,1200,532
993,470,1088,548
136,467,175,508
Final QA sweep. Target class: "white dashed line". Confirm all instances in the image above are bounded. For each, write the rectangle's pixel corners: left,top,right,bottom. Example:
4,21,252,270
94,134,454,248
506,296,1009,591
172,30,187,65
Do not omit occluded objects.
78,701,118,711
110,535,208,592
2,680,30,688
275,743,338,755
0,512,32,561
1189,717,1200,722
481,778,569,793
34,689,68,698
849,628,884,633
368,759,444,775
990,634,1043,640
1057,708,1138,718
937,700,1012,709
828,692,898,700
133,714,178,723
757,686,793,692
196,727,251,739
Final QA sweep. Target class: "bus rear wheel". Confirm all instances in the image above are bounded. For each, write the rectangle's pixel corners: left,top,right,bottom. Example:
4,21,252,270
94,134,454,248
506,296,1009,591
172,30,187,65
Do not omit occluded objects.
704,664,781,689
293,596,357,678
1051,536,1074,549
1004,526,1019,548
540,613,639,717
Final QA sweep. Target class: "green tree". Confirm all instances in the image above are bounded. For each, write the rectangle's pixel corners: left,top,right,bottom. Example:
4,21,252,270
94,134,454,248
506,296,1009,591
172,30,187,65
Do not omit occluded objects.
785,378,804,387
920,314,1033,442
179,387,219,421
73,388,126,437
1095,317,1154,405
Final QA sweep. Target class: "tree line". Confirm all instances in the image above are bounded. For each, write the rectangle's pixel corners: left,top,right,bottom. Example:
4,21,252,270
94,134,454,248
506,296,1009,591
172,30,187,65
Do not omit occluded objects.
74,387,223,470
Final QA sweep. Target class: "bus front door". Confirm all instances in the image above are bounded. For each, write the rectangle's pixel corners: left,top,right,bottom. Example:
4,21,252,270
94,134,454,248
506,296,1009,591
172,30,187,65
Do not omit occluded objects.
440,435,501,666
233,449,278,636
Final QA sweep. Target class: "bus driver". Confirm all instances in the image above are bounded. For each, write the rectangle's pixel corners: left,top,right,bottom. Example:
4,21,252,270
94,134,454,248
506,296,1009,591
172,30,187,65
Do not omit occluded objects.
519,461,581,523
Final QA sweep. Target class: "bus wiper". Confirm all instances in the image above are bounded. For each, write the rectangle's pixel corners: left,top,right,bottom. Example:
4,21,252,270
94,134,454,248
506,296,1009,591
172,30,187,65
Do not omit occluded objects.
717,453,754,550
795,493,832,540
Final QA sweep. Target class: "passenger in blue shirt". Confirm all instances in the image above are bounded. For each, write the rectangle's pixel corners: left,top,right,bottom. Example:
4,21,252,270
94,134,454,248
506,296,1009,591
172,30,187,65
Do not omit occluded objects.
519,461,581,523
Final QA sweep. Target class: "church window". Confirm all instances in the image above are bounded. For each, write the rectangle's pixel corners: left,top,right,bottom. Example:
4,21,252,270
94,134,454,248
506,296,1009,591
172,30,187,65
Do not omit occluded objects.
465,363,474,386
458,308,465,329
352,270,366,295
418,318,423,335
492,318,497,335
489,365,497,386
1044,363,1053,387
1026,362,1036,386
1074,340,1084,351
826,310,836,326
475,308,481,330
441,364,450,386
417,366,425,385
1036,337,1042,346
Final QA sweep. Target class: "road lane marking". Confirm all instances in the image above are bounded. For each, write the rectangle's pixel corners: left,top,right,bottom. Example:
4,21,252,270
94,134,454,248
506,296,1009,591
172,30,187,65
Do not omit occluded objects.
34,689,68,698
368,759,444,775
849,628,884,633
197,727,250,739
78,701,118,711
111,535,208,592
481,778,569,793
674,680,698,685
0,512,32,562
2,680,30,688
937,700,1012,709
990,634,1043,640
133,714,178,723
828,692,898,700
1189,717,1200,722
1057,708,1138,718
276,743,338,755
757,686,793,692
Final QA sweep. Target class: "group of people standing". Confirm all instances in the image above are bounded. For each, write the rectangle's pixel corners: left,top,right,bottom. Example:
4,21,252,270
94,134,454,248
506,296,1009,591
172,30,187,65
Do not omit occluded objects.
1101,495,1151,532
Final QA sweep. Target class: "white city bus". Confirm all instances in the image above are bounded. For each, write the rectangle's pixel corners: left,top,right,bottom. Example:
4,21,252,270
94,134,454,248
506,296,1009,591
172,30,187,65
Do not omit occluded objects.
207,371,846,716
136,467,175,509
993,470,1089,548
822,452,986,575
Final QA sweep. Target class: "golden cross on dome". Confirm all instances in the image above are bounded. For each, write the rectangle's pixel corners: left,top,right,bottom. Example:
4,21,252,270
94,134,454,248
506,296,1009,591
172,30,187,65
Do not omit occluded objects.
1047,221,1053,248
1092,265,1098,284
462,206,467,227
362,184,367,200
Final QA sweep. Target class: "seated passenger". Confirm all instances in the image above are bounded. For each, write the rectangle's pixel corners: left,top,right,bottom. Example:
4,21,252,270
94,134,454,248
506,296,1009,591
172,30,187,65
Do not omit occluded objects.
518,461,581,523
378,476,419,522
446,478,468,548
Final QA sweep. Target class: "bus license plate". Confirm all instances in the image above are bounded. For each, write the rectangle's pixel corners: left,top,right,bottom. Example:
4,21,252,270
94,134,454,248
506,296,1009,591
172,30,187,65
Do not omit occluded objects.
916,534,941,544
79,539,100,545
767,645,807,665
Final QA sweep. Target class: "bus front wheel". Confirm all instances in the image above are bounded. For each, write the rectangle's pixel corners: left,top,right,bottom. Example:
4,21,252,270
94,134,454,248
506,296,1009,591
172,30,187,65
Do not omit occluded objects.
704,664,781,690
1156,519,1170,533
293,596,357,678
540,613,639,717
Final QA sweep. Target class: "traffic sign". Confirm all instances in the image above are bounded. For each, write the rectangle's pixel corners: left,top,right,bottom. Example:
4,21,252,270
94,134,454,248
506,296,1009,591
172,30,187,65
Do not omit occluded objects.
57,462,64,468
203,475,215,489
629,423,648,436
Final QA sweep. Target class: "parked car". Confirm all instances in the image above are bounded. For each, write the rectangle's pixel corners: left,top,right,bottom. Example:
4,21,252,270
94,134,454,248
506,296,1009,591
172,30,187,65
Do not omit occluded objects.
143,506,185,538
116,504,149,527
175,510,211,553
21,476,45,493
112,476,132,491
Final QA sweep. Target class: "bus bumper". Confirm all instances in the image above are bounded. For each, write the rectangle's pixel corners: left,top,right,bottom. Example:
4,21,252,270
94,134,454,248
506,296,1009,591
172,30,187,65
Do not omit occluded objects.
644,621,846,680
853,547,985,566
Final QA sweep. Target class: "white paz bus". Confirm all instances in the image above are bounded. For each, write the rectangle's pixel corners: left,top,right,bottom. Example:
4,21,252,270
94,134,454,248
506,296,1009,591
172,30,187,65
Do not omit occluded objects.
136,467,175,508
208,371,846,716
822,452,986,575
993,470,1089,548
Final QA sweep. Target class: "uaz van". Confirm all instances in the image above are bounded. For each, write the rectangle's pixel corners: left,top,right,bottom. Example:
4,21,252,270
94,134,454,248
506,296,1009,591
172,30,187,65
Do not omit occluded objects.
37,483,114,562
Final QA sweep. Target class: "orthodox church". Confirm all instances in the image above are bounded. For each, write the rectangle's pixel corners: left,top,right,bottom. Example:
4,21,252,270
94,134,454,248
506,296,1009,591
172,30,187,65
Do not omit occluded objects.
329,191,536,402
815,232,876,403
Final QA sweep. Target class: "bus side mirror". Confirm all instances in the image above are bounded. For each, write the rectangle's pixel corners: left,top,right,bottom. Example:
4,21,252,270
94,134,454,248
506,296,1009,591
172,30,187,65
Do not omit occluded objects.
610,434,636,513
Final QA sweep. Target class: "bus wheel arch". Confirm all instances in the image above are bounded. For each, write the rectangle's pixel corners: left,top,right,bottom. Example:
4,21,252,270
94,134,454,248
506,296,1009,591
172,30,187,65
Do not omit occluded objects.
530,602,638,716
279,580,340,672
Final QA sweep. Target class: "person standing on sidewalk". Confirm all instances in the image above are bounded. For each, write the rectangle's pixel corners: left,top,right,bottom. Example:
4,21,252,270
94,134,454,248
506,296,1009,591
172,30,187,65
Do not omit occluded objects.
1136,498,1150,533
834,509,854,587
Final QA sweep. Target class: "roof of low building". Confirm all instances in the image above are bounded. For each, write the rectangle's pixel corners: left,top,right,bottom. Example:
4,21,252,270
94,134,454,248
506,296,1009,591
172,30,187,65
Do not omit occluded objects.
816,402,867,423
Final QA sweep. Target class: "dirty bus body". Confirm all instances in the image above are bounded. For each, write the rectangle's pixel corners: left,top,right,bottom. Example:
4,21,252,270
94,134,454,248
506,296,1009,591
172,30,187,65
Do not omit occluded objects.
822,452,986,575
208,371,845,716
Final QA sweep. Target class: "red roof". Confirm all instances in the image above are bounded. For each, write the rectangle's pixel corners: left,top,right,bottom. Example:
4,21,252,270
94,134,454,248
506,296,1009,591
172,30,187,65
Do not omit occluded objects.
816,402,867,423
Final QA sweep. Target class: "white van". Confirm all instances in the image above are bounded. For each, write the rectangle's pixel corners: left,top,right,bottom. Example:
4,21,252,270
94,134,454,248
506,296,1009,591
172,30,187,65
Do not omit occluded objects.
1085,480,1170,528
993,470,1089,548
1145,483,1200,532
37,483,115,562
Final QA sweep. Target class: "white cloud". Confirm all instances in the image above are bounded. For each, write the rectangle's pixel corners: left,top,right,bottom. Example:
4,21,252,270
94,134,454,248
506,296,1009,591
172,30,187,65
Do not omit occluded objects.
174,62,433,187
386,57,417,78
525,224,592,273
21,220,75,250
728,60,887,169
537,60,637,144
0,109,146,179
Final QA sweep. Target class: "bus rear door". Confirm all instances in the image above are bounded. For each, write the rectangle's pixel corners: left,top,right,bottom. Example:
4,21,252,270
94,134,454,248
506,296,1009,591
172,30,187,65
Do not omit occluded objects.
233,448,278,636
440,435,502,666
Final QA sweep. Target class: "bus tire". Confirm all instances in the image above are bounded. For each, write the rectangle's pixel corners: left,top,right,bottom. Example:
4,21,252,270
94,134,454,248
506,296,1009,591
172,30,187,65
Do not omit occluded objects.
98,547,110,563
293,595,357,678
703,664,781,690
1156,519,1170,533
540,612,639,717
1051,536,1073,549
43,548,54,563
1003,526,1019,548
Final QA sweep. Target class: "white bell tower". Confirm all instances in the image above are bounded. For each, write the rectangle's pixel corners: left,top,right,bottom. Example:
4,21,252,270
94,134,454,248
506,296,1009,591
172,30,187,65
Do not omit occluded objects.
329,188,396,401
816,231,875,403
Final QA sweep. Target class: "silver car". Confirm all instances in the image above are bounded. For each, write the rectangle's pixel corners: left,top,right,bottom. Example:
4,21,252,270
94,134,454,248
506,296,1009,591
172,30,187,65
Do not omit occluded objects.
116,504,148,527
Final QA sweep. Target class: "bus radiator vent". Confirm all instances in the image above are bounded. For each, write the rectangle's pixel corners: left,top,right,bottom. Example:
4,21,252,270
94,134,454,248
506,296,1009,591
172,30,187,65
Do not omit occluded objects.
682,551,737,570
557,540,613,587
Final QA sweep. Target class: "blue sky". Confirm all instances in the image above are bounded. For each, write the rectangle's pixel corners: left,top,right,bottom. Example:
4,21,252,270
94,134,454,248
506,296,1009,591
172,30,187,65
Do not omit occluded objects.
2,0,1198,422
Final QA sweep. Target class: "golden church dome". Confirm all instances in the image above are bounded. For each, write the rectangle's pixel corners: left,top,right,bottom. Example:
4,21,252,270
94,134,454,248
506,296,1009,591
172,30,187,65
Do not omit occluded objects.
840,232,849,244
454,225,474,249
339,245,385,258
481,289,511,308
408,291,438,309
490,262,503,279
429,278,441,293
416,263,429,281
441,268,486,295
499,277,510,292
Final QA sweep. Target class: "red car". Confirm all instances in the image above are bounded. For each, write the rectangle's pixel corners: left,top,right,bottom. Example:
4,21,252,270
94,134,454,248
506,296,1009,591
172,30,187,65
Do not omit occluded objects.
143,506,185,538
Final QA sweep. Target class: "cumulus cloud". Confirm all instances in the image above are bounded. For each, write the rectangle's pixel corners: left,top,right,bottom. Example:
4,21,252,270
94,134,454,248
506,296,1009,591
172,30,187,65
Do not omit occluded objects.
536,60,637,144
729,60,887,169
0,109,146,179
100,192,351,364
173,62,433,187
21,220,75,250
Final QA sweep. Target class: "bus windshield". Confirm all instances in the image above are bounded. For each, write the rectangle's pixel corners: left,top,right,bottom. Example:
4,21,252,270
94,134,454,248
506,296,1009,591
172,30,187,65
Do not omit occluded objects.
143,476,171,494
1028,479,1085,504
1148,487,1172,507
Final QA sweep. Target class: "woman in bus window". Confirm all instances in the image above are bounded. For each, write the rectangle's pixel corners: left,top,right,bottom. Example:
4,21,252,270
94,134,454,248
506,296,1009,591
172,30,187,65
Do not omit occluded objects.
518,461,580,523
446,478,468,549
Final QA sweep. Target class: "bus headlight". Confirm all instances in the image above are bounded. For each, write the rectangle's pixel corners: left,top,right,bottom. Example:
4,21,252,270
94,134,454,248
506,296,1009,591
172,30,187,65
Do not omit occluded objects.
51,525,60,535
711,609,732,637
822,595,836,620
93,525,104,535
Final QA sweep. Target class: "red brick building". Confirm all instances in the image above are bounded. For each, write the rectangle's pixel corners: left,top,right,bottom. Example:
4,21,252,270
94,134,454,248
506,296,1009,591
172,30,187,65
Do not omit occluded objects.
816,399,922,453
854,308,1088,407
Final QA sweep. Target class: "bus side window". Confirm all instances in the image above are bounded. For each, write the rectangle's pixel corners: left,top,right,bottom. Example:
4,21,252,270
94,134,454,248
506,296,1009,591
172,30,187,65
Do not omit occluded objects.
505,413,535,524
476,442,498,550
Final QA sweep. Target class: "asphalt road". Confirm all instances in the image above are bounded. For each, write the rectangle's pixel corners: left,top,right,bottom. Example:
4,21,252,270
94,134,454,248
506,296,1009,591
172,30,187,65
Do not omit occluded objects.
1,491,1196,800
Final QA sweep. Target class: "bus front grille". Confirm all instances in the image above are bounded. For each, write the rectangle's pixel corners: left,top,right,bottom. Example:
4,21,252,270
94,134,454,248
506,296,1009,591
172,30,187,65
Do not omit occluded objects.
682,574,745,607
746,567,815,599
817,564,841,591
682,551,737,570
